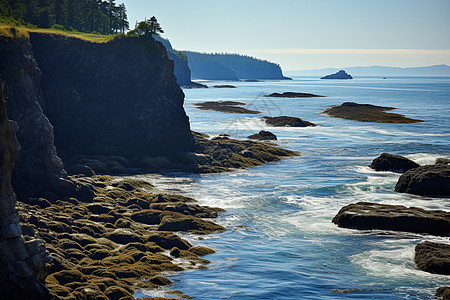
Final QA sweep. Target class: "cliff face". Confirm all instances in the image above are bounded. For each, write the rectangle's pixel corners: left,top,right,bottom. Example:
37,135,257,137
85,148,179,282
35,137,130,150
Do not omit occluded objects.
30,33,194,158
0,79,51,300
0,32,194,197
0,36,67,198
154,36,205,87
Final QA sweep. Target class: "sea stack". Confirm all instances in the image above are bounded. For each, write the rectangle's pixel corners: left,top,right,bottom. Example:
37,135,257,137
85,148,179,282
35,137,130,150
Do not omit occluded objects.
321,70,353,79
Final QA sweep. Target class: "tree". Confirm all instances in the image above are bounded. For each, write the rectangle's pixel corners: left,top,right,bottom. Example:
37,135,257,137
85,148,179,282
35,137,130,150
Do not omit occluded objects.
131,16,163,36
148,16,163,35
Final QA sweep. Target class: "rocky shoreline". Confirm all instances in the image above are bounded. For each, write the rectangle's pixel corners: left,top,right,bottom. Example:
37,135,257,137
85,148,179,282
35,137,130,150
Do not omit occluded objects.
333,153,450,299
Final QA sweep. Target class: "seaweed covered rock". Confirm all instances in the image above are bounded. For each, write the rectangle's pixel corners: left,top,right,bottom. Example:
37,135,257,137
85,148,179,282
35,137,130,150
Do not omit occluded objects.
323,102,423,123
262,116,316,127
332,202,450,236
395,163,450,196
415,242,450,275
369,153,419,173
247,130,277,141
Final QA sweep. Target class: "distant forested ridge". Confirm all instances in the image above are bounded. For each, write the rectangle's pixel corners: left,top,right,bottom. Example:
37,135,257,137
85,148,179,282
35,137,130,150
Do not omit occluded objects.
0,0,129,34
185,51,291,80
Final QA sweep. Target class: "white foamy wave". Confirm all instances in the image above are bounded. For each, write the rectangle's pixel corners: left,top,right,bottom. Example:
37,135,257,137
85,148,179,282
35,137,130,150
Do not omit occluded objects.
369,128,448,137
406,153,450,165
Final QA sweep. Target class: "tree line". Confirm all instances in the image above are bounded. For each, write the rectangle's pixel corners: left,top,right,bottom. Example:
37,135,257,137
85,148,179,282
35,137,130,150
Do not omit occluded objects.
0,0,129,35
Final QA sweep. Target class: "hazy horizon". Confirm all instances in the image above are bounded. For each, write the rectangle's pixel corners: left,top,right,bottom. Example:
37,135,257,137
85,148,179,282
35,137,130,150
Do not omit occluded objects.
121,0,450,70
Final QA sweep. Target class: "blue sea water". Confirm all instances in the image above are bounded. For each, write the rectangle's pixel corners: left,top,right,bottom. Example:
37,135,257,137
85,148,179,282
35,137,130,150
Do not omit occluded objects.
136,77,450,299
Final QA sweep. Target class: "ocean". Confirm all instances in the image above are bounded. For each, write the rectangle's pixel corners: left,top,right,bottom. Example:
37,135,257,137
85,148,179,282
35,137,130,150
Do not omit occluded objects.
135,76,450,299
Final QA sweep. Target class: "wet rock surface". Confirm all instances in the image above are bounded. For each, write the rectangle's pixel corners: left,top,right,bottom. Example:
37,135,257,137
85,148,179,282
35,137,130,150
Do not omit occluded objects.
332,202,450,236
265,92,325,98
395,162,450,196
369,153,420,173
323,102,424,123
415,242,450,275
193,101,261,114
247,130,277,140
18,176,222,299
262,116,316,127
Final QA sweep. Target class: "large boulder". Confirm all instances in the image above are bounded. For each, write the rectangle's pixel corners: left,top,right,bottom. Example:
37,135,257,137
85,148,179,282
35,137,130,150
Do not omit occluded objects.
332,202,450,236
395,163,450,196
369,153,419,172
415,242,450,275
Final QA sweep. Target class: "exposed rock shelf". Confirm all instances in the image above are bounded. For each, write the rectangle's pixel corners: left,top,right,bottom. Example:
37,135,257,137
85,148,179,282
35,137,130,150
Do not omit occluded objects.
265,92,325,98
415,242,450,275
262,116,317,127
323,102,424,123
193,101,261,114
332,202,450,236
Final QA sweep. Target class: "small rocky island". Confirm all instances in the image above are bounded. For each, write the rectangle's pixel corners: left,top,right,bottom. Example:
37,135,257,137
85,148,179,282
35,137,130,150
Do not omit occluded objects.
193,101,261,114
323,102,424,123
321,70,353,79
265,92,325,98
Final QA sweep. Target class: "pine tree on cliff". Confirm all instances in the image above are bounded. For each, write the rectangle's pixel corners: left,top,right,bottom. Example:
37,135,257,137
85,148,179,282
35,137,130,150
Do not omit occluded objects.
149,16,164,35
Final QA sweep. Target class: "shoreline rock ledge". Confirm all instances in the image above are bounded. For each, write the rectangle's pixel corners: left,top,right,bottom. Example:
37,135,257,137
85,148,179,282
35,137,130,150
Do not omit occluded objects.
332,202,450,236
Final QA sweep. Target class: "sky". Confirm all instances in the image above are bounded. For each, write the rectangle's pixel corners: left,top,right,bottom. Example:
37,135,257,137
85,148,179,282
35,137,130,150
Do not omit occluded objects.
120,0,450,70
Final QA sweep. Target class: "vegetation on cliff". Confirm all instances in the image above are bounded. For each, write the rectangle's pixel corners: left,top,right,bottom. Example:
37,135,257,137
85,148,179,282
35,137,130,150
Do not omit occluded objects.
0,0,129,35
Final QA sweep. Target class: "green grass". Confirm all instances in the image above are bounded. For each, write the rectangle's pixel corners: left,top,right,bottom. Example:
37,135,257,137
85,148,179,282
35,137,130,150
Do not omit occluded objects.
0,23,119,43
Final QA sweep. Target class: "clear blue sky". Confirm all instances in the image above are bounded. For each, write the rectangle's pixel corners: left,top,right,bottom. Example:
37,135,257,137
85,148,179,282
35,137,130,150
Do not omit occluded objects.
120,0,450,70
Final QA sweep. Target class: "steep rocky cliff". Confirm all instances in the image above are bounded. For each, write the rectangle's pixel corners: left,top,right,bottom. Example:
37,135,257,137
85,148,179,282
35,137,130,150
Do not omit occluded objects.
0,35,67,198
0,32,195,197
30,33,194,158
0,79,51,300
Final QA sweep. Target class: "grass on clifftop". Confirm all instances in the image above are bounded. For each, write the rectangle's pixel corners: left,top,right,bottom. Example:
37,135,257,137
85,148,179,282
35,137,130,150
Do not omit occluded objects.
0,23,117,43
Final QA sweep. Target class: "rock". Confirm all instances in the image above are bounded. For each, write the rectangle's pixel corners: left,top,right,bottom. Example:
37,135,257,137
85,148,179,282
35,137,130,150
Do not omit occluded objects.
395,163,450,196
0,78,52,299
415,242,450,275
130,209,162,225
323,102,423,123
436,287,450,300
194,101,261,114
369,153,419,172
262,116,316,127
147,232,192,250
212,85,236,88
48,270,87,285
158,211,226,234
265,92,324,98
107,229,145,244
332,202,450,236
436,158,450,165
29,32,195,158
247,130,277,140
321,70,353,79
189,246,216,256
104,286,133,300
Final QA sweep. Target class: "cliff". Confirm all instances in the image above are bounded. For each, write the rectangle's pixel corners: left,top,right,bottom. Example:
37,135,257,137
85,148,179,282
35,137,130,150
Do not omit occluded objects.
0,35,68,198
154,36,205,87
0,31,195,197
0,79,51,300
185,51,290,80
